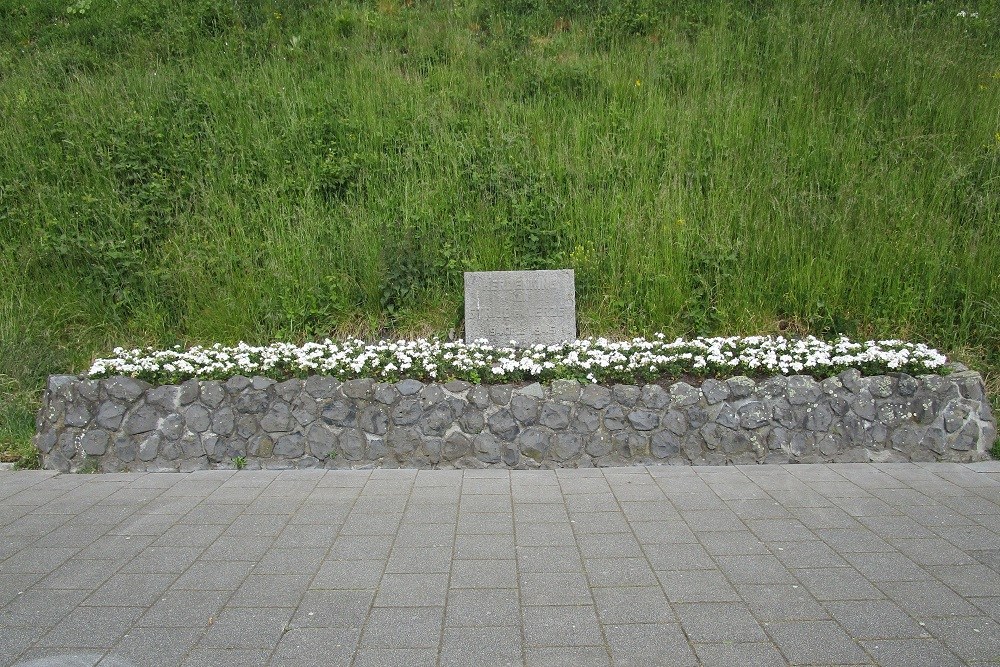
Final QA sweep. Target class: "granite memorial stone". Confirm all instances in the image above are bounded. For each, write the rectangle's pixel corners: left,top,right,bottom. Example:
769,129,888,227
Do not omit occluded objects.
464,269,576,346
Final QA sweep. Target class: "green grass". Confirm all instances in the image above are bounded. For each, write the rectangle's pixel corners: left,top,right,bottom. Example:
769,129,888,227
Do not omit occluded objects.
1,0,999,464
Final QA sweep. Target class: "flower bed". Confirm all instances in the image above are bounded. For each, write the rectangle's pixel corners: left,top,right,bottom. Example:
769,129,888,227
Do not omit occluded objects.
35,335,995,473
88,335,948,386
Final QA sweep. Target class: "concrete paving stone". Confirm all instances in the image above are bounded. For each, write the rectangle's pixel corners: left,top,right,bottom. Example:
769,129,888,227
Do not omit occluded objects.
660,492,726,512
290,589,373,628
457,512,514,535
513,504,569,524
792,567,885,601
137,589,229,628
228,574,314,608
576,533,643,559
32,525,105,549
36,560,116,590
823,600,926,639
563,494,618,514
708,484,771,502
789,506,862,529
924,616,1000,662
121,546,203,574
592,586,674,624
463,478,511,495
744,518,818,543
583,558,658,588
221,514,289,539
971,548,1000,574
515,523,576,547
270,627,360,666
853,513,936,539
445,588,520,626
84,573,176,607
692,641,789,667
970,597,1000,623
453,534,516,560
0,626,44,666
603,623,697,666
440,626,523,666
889,537,979,567
814,528,895,553
251,547,326,575
657,570,739,603
927,563,1000,597
385,546,454,574
770,539,849,568
36,606,144,649
270,524,337,549
339,513,403,536
844,552,933,582
727,499,793,521
180,504,245,526
516,546,584,573
520,572,593,606
180,648,272,667
523,646,611,667
613,501,680,523
199,606,293,649
860,639,965,667
522,605,603,647
450,559,518,589
642,542,715,571
0,589,90,628
828,496,901,517
566,512,631,535
311,560,384,590
290,504,352,525
559,478,612,494
697,530,768,556
104,626,201,667
328,535,394,560
808,481,871,498
766,620,871,665
198,536,273,562
881,580,980,618
374,573,449,608
675,602,767,642
9,647,106,667
359,607,444,648
680,509,746,533
735,584,830,622
628,520,698,544
934,525,1000,551
716,554,795,585
766,489,835,508
460,495,513,513
76,535,155,561
151,524,226,548
392,523,455,548
173,561,254,591
352,648,438,667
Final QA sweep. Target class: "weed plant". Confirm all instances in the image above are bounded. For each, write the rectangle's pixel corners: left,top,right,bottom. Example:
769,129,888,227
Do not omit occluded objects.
1,0,998,462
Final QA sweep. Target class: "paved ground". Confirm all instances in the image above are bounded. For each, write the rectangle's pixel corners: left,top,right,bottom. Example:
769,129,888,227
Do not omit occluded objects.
1,463,999,667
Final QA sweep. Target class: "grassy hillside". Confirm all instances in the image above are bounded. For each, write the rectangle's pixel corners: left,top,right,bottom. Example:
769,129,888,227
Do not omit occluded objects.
1,0,999,463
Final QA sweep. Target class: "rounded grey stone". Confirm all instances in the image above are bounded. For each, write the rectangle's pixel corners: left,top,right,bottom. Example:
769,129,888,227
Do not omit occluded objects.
517,426,552,460
124,405,160,436
580,385,613,410
224,376,251,394
716,404,739,430
114,436,136,462
184,404,211,433
374,383,400,405
700,379,730,405
612,385,641,407
786,376,821,405
390,399,422,426
307,423,338,459
200,382,226,408
467,385,491,409
269,433,302,458
570,405,601,433
106,377,150,402
515,382,545,399
670,382,701,407
396,379,425,396
260,403,292,433
291,394,320,426
539,403,571,430
552,432,584,461
640,385,670,410
651,430,680,459
304,376,340,399
96,402,127,430
604,405,627,431
276,380,303,402
249,434,274,458
235,389,269,414
473,432,502,463
64,402,92,428
138,433,161,462
359,405,390,435
443,432,472,461
161,413,185,440
612,432,648,457
487,408,520,441
737,402,770,429
366,436,389,460
586,432,612,457
338,428,366,460
868,376,895,399
323,399,357,427
510,395,540,425
211,407,236,436
342,379,374,400
551,379,581,402
179,379,200,405
388,427,421,455
458,406,486,434
421,437,443,463
418,404,453,437
445,380,472,393
81,430,109,456
663,410,687,436
628,410,659,431
489,385,512,406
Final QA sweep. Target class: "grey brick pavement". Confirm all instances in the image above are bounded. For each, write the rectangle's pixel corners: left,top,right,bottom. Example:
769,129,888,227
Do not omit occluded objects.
1,462,999,666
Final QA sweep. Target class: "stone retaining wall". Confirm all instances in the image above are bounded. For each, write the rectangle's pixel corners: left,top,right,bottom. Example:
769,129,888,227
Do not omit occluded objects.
35,367,996,472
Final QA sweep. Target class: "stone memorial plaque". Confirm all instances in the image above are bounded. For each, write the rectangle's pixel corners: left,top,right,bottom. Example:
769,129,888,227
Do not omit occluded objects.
464,269,576,346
